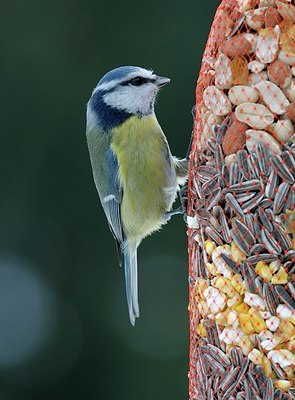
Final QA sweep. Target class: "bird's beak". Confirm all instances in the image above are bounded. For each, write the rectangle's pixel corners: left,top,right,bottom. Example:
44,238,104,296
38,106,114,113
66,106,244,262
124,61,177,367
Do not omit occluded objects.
156,76,171,88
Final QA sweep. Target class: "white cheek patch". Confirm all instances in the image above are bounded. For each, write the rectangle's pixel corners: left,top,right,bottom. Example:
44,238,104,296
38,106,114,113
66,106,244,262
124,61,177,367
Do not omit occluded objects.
103,84,158,115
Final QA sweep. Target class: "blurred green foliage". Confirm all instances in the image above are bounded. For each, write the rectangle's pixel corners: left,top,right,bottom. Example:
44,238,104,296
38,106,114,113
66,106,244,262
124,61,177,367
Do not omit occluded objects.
1,1,220,399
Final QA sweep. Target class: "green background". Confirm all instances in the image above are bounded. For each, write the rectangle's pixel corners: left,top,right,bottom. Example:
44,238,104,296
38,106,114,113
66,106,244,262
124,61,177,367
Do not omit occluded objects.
1,1,219,399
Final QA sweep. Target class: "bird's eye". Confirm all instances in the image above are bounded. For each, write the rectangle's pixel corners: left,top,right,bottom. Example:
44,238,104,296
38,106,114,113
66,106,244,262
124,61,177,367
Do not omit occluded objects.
130,77,147,86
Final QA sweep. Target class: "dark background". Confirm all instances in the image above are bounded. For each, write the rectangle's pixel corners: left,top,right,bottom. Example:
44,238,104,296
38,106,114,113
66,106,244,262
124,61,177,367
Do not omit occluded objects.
1,1,219,399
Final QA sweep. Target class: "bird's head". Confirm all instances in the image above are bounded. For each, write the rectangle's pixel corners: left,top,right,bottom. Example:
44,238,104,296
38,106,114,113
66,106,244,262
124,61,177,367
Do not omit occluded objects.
87,66,170,130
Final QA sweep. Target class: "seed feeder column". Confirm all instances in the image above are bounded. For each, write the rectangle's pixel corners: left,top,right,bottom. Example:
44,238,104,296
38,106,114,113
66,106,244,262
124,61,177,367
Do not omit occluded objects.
187,1,295,399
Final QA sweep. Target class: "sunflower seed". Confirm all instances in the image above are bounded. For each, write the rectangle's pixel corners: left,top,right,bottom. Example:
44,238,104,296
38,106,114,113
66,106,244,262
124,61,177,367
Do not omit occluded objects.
204,320,221,348
275,285,295,310
226,193,245,218
210,210,222,233
229,163,240,186
257,143,270,176
282,151,295,173
207,187,222,210
221,253,240,273
220,366,239,392
287,282,295,297
237,393,246,400
208,137,217,153
193,176,204,199
282,394,293,400
248,254,278,264
213,375,221,393
242,193,264,213
221,165,230,186
258,207,274,232
244,214,255,236
286,187,295,211
241,262,257,292
206,376,214,399
230,180,261,193
273,182,290,214
263,378,274,400
255,276,264,297
205,226,224,246
283,250,295,263
259,198,274,209
271,155,294,185
203,352,226,375
231,228,251,255
250,244,265,255
270,360,287,380
222,358,249,400
273,222,292,251
207,344,231,367
274,389,283,400
264,283,280,315
203,174,219,196
237,150,250,180
219,210,232,243
215,144,224,172
288,389,295,400
236,191,257,204
196,166,217,182
248,152,260,179
265,170,279,199
234,220,256,245
254,365,267,386
246,372,260,394
261,228,282,255
230,347,243,366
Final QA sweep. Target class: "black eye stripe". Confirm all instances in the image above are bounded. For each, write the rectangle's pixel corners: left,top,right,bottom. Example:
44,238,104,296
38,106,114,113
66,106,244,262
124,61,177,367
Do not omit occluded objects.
121,77,155,86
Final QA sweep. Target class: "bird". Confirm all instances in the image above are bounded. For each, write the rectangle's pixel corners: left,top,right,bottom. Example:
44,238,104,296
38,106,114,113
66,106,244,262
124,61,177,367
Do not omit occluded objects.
86,66,189,325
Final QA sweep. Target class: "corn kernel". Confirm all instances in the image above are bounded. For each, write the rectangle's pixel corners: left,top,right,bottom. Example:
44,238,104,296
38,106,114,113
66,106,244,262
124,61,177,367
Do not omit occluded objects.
235,302,250,313
239,313,255,334
248,348,263,365
287,339,295,352
278,321,295,340
284,366,295,380
271,267,288,284
274,380,292,391
227,310,239,327
195,278,209,298
204,240,216,257
262,356,273,378
255,261,272,282
238,335,253,356
231,274,244,293
205,262,218,276
197,300,209,316
215,311,228,326
227,293,242,308
196,323,206,337
231,241,246,263
249,309,268,333
211,277,236,297
285,209,295,234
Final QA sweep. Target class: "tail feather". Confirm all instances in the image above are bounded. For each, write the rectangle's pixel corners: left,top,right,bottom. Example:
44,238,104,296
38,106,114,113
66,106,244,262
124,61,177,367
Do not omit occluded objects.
123,242,139,326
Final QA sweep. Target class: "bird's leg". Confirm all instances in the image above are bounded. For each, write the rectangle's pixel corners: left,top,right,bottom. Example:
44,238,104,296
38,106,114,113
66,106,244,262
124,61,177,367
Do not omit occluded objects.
164,206,183,221
166,110,195,223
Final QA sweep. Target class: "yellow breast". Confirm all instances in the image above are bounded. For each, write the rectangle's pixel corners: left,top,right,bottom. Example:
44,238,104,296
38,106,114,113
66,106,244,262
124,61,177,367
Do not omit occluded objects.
111,114,175,239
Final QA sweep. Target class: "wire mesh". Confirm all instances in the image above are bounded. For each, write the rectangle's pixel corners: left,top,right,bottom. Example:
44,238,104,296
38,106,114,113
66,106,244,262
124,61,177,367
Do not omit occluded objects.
187,1,295,399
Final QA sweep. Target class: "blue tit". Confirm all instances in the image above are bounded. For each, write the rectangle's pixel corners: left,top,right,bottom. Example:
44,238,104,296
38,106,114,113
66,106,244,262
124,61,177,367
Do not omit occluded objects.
86,66,189,325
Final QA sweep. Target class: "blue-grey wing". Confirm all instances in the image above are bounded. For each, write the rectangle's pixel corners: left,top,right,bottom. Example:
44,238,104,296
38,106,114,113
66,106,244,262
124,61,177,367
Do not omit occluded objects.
100,149,124,265
87,128,124,265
